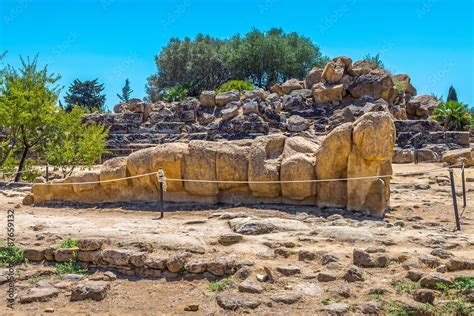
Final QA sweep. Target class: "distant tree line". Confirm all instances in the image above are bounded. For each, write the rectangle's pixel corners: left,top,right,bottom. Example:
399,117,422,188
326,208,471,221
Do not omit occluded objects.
145,28,330,102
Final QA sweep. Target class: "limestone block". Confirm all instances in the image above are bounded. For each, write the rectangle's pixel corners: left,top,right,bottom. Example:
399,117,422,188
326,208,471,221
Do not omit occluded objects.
216,141,251,191
183,141,219,196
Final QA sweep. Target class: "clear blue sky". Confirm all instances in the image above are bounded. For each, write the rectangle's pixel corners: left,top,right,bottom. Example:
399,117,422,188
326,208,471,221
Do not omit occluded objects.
1,0,473,111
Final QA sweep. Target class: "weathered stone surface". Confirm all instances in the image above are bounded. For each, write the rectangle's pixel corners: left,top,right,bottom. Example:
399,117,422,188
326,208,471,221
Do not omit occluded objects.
19,287,59,304
101,249,132,266
221,102,240,120
216,292,261,310
54,248,76,263
392,147,414,164
312,82,344,104
215,90,240,107
343,265,364,282
200,90,216,106
238,280,263,294
216,141,250,191
442,148,473,167
413,289,435,304
305,67,323,89
282,79,304,95
183,141,218,196
229,217,308,235
271,292,302,304
347,112,395,216
77,238,104,251
248,134,286,198
406,95,440,119
77,250,101,263
324,303,350,315
419,273,451,289
276,265,300,276
317,271,337,282
70,281,110,301
446,257,474,271
280,137,318,200
315,123,352,208
348,69,394,101
23,248,45,261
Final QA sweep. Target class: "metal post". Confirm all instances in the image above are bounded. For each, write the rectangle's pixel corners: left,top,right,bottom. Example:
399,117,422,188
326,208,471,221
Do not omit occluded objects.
157,168,166,219
413,137,418,165
448,168,461,231
461,159,466,209
45,164,49,182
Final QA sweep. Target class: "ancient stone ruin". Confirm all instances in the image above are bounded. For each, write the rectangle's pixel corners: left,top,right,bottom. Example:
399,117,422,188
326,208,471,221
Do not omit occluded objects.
33,111,395,217
82,56,471,162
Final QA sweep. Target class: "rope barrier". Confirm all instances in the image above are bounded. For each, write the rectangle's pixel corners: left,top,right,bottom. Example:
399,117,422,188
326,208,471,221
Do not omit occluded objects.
18,164,460,187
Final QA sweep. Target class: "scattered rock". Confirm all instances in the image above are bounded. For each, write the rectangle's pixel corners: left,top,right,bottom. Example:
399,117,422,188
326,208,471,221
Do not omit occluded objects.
446,257,474,271
413,289,435,304
317,271,338,282
298,250,316,261
218,233,243,246
361,301,384,314
70,281,110,301
238,280,263,294
216,292,261,310
276,266,301,276
19,288,59,304
406,269,424,282
332,284,350,298
271,292,302,304
419,273,451,289
184,304,199,312
324,303,350,315
343,265,364,282
234,266,251,280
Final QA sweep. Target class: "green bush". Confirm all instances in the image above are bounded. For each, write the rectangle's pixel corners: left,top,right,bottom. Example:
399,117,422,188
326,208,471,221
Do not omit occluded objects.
58,238,77,249
392,76,407,94
55,259,88,276
0,245,25,267
160,85,188,102
432,100,472,131
362,53,384,69
216,80,254,94
207,277,234,292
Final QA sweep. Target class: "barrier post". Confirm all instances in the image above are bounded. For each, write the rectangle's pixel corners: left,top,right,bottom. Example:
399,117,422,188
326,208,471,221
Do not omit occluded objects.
157,168,166,219
45,163,49,182
461,159,466,209
448,168,461,231
413,137,418,165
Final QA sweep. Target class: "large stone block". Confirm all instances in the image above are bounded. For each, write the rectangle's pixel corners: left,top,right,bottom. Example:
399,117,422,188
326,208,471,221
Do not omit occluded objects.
216,141,251,191
183,141,219,196
315,123,352,207
248,134,286,198
100,157,129,196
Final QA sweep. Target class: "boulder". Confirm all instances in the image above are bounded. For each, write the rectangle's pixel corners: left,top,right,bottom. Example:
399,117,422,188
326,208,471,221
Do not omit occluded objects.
347,112,395,216
406,95,440,119
270,83,283,96
68,171,100,194
305,67,323,89
315,123,352,208
19,287,59,304
441,148,473,167
150,143,188,192
280,137,318,200
183,141,218,196
200,90,216,106
392,148,414,164
70,281,110,301
216,142,250,191
100,157,129,197
221,102,240,120
216,292,260,310
248,134,286,198
312,83,344,104
348,69,394,101
322,58,349,83
287,115,309,132
281,79,304,95
215,90,240,107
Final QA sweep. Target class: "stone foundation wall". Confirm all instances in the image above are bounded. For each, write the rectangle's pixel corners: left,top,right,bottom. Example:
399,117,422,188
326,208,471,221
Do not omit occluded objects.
32,112,396,217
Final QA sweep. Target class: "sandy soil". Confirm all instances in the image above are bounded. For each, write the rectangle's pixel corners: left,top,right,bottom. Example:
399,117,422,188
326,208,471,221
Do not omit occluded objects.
0,163,473,315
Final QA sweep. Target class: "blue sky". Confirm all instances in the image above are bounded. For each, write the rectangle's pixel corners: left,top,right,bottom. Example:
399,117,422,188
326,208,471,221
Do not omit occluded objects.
1,0,473,110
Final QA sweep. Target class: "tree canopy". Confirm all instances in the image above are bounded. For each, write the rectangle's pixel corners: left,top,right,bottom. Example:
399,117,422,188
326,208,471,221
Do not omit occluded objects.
117,79,133,103
146,28,329,101
447,85,458,102
64,78,106,112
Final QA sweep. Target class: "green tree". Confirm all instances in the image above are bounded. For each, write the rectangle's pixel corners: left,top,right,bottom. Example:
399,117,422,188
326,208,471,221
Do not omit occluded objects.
0,56,61,182
362,53,384,69
45,106,109,177
64,78,106,112
117,79,133,103
447,85,458,102
145,28,328,99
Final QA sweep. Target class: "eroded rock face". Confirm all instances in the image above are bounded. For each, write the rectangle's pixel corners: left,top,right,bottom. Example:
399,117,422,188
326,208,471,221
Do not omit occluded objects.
32,112,395,216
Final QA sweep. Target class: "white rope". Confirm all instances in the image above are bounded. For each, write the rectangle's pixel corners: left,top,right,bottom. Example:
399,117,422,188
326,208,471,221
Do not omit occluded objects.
24,164,459,187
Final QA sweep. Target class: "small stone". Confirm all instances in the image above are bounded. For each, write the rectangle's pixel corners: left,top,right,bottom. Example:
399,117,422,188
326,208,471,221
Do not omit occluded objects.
446,257,474,271
76,238,104,251
216,292,260,310
238,280,263,294
343,265,364,282
413,289,435,304
353,248,377,268
218,233,243,246
256,274,267,282
271,292,302,304
103,271,117,281
419,273,451,289
276,266,300,276
436,265,447,273
234,266,251,280
70,281,110,301
361,301,384,314
44,307,55,313
430,248,453,259
19,288,59,304
317,271,337,282
63,274,84,281
332,284,350,298
185,261,207,274
321,253,339,265
406,269,424,282
184,304,199,312
418,254,440,268
274,248,292,258
54,248,76,263
393,220,405,227
298,250,316,261
166,253,191,273
324,303,350,315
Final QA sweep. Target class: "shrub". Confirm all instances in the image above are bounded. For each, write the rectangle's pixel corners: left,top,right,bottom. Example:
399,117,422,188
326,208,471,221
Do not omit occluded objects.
160,85,188,102
59,238,77,249
392,76,407,94
0,245,25,267
207,277,234,292
216,80,254,94
55,259,88,276
390,279,418,294
432,100,472,131
362,53,384,69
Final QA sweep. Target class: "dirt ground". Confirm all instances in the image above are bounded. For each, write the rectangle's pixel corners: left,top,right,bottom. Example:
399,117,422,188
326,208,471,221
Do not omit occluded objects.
0,163,473,315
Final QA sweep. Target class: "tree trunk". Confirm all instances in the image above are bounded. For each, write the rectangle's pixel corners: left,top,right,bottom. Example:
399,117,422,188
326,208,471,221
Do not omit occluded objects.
14,146,29,182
